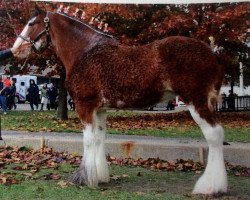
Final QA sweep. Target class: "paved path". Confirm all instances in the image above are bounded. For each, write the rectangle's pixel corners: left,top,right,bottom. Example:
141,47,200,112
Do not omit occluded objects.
13,103,188,113
1,130,249,167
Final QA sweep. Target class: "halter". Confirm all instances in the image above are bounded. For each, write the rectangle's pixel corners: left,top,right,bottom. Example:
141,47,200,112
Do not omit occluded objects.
18,12,51,54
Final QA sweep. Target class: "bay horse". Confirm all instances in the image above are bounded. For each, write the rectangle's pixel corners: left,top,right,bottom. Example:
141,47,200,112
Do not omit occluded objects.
11,7,227,195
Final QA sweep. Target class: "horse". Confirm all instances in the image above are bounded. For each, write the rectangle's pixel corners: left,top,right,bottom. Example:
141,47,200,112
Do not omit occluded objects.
11,7,227,195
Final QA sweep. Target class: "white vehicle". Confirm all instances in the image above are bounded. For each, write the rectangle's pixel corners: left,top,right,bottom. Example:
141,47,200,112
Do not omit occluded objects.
175,96,186,107
12,75,37,102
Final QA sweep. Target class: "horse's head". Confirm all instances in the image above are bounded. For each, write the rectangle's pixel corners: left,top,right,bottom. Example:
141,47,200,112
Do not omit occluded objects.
12,6,50,59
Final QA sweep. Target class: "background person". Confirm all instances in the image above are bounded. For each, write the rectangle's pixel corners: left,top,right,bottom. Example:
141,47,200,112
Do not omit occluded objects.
67,94,75,111
40,83,49,111
27,79,39,111
227,90,236,110
2,76,11,88
8,79,17,110
0,76,9,114
48,83,58,110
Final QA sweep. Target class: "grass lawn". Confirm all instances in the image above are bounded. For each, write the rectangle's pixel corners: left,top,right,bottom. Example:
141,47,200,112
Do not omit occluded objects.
1,110,250,142
0,163,249,200
108,126,250,142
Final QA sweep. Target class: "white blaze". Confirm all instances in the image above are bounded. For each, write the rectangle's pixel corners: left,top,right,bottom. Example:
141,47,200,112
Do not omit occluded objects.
12,17,36,56
12,24,30,50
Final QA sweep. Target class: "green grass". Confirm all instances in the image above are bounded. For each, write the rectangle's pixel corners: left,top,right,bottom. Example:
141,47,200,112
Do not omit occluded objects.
108,127,250,142
1,110,250,142
1,111,80,133
0,163,249,200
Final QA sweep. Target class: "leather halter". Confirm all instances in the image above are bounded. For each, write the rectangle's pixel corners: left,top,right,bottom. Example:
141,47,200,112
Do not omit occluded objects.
18,12,50,54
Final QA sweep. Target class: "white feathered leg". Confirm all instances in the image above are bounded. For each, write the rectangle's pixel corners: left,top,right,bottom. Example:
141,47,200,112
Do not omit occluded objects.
82,124,99,187
94,110,110,183
188,106,227,194
70,110,109,187
69,123,98,187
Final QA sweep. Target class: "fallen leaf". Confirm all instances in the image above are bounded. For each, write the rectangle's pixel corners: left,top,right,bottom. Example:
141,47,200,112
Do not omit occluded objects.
23,172,33,177
1,177,7,184
110,175,120,180
11,179,18,184
57,180,68,188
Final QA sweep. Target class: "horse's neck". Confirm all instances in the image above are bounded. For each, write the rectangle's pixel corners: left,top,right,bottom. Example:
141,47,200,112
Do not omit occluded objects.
49,13,104,71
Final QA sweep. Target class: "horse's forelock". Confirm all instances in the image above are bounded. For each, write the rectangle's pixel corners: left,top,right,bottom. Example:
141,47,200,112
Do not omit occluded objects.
31,10,41,19
31,4,46,20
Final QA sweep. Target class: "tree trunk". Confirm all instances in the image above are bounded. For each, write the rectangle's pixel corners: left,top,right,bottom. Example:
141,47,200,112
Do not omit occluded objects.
57,67,68,120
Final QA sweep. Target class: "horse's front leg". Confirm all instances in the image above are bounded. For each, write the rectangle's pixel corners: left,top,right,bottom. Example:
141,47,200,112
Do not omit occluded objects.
69,106,109,187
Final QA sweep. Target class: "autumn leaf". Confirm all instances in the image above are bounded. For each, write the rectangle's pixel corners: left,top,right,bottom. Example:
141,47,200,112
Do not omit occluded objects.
110,175,121,181
43,173,61,180
1,177,7,184
122,174,129,178
57,180,68,188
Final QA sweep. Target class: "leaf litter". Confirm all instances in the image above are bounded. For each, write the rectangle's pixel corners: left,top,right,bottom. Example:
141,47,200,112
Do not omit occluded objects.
0,146,249,186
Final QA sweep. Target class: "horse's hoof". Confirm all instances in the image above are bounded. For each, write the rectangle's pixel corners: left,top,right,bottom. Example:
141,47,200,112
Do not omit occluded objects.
67,167,99,188
192,173,227,195
67,169,87,186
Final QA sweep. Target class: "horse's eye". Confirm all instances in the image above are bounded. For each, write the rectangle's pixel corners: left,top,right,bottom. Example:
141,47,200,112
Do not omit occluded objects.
29,22,35,26
29,21,40,26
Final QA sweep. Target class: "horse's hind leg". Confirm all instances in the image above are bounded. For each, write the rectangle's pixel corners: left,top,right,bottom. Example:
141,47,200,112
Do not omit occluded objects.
94,110,110,183
187,103,227,194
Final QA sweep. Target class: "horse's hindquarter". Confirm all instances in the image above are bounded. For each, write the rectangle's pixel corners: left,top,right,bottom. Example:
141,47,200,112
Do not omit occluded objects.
157,37,224,103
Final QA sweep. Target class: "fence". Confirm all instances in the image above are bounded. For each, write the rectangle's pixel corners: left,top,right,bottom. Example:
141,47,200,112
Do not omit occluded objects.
216,96,250,112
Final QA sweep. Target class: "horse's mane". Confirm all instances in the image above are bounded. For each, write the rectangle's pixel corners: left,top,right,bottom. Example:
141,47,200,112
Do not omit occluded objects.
57,12,114,39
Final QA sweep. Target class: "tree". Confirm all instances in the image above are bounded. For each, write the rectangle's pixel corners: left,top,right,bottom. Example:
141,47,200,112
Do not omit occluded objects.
57,66,68,120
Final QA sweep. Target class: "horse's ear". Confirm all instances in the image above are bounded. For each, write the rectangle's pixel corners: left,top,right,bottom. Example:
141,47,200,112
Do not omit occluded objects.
31,4,45,18
34,4,45,14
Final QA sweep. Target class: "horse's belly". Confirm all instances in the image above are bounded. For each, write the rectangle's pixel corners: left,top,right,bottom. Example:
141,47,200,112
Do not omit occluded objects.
103,90,175,109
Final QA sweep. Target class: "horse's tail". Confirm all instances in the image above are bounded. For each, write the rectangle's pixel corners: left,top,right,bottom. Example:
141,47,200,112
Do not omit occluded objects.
213,52,225,90
207,52,226,111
